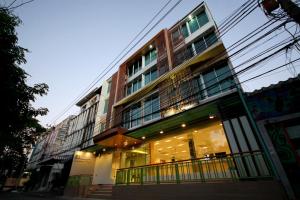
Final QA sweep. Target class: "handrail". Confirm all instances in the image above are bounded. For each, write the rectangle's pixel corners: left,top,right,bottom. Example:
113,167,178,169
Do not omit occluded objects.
116,150,262,170
115,151,273,185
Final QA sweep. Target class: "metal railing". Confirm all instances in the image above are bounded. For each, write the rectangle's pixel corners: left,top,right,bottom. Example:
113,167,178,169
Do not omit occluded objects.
115,151,273,185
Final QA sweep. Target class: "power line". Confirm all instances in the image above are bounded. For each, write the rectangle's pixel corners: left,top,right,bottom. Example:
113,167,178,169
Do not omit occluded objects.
50,0,259,125
50,0,183,125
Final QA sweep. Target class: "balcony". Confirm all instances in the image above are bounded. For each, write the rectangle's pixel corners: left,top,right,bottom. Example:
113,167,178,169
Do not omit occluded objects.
115,151,273,185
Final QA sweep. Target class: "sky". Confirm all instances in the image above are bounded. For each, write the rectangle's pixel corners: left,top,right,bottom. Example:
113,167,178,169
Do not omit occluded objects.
4,0,299,127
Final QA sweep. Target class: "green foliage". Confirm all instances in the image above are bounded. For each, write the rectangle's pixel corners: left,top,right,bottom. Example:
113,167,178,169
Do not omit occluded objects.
0,7,49,177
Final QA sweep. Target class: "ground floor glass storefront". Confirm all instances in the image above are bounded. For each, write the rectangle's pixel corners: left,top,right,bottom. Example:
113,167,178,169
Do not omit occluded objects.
119,120,230,168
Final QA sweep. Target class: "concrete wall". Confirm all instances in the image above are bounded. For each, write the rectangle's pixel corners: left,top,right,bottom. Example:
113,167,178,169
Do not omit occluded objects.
113,180,287,200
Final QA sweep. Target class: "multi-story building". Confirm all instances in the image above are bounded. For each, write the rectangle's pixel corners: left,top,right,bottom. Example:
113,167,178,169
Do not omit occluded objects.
64,2,287,199
27,116,72,191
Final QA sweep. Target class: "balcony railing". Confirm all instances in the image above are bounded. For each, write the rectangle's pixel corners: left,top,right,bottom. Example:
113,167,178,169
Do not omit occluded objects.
115,151,273,185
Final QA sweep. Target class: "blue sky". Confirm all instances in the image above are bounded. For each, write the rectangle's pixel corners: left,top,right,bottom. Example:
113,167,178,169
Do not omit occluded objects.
5,0,299,126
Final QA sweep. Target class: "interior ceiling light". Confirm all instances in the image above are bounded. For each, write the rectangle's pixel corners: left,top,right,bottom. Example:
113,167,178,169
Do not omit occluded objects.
181,123,186,128
142,136,146,140
160,130,164,134
193,130,198,133
102,148,106,152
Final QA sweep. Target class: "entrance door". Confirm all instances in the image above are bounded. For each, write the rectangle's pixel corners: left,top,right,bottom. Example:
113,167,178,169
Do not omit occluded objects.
92,153,113,184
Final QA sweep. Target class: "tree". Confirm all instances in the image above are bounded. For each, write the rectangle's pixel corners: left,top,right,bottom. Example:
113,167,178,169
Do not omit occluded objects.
0,7,49,179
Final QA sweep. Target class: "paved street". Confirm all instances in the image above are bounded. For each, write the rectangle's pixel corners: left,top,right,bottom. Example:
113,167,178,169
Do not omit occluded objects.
0,191,108,200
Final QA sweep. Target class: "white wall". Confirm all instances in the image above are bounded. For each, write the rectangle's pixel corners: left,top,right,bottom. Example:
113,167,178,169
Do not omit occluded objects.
92,153,114,184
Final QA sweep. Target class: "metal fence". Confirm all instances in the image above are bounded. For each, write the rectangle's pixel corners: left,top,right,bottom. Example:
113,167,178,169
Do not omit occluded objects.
115,151,273,185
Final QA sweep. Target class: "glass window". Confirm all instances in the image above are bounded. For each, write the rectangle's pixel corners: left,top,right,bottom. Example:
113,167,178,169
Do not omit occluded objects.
131,103,141,127
188,17,199,34
194,38,206,54
152,95,160,119
204,31,217,47
145,52,151,66
144,98,152,122
123,109,130,129
215,65,235,91
127,84,132,96
145,49,157,66
172,29,180,42
144,71,151,85
144,94,160,122
181,24,189,38
151,68,157,82
192,77,205,100
128,66,133,77
203,70,220,97
103,99,109,114
196,11,209,27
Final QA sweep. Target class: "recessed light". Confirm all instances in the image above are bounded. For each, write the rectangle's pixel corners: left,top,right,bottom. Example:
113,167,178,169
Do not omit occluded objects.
149,44,153,49
102,148,106,152
188,14,193,20
142,136,146,140
181,123,186,128
160,130,164,134
209,114,215,119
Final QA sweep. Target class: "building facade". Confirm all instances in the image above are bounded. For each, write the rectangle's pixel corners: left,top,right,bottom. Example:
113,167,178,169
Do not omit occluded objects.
63,2,286,199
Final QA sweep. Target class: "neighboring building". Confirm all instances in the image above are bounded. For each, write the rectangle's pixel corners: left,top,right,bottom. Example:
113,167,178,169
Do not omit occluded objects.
64,2,286,199
27,116,72,191
247,75,300,199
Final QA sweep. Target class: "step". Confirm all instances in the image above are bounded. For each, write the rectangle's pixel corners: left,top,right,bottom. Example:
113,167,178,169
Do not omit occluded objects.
87,194,112,199
93,190,112,194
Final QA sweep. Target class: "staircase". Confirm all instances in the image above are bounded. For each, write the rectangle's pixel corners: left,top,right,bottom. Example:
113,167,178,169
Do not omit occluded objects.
87,184,113,199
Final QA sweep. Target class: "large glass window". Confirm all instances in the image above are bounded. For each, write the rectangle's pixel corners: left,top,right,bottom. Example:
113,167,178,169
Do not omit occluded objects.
122,93,160,128
144,67,158,85
181,24,189,38
188,17,200,34
145,49,157,66
185,10,209,37
127,58,142,78
144,94,160,122
131,103,141,128
103,99,109,114
202,64,234,97
204,31,217,47
197,11,209,27
127,77,142,96
150,121,230,164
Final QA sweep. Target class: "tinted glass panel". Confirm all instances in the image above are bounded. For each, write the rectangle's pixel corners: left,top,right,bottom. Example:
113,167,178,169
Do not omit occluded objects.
197,11,209,27
181,24,189,38
205,32,217,47
194,38,206,54
215,65,234,91
188,18,199,33
203,70,220,96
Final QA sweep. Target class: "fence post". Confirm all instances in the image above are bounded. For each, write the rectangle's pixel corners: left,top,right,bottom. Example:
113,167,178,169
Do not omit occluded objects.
140,168,144,185
156,166,160,184
175,163,180,184
126,169,130,185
